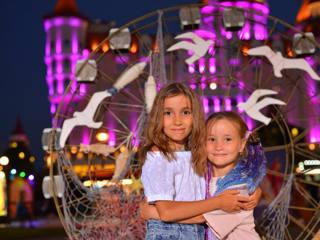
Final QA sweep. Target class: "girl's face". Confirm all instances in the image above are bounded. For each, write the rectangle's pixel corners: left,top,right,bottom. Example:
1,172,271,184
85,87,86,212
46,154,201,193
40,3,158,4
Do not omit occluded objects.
206,118,246,171
163,94,193,150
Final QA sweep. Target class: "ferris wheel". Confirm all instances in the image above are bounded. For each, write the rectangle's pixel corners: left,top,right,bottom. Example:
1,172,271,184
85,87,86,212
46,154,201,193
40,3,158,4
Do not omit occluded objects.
44,2,320,239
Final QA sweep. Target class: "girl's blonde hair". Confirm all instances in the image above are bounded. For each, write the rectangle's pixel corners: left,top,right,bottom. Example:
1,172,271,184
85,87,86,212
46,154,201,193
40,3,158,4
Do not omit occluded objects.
205,111,258,157
139,83,207,176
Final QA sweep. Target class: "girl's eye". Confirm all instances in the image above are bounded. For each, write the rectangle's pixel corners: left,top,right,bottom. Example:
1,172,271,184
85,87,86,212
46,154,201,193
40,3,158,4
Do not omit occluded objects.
183,110,191,115
225,137,232,142
208,137,215,142
164,111,172,116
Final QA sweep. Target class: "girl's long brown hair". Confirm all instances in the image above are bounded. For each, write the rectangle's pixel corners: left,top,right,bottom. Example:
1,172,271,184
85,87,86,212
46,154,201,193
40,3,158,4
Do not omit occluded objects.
139,83,207,176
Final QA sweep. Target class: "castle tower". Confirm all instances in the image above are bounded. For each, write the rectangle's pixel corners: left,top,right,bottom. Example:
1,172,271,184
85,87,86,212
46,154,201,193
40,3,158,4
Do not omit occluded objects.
43,0,88,124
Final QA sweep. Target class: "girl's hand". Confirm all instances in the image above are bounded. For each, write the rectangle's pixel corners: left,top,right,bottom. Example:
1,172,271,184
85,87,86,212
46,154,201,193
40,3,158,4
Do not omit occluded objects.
242,187,262,210
139,200,160,220
217,189,249,213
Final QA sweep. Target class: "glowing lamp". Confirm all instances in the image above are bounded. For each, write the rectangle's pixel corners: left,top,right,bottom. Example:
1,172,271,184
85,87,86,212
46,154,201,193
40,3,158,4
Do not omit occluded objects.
293,32,316,56
0,156,9,166
70,146,78,154
223,7,245,31
29,156,35,163
120,145,127,153
209,82,217,90
28,175,34,181
42,175,65,199
18,152,25,159
10,169,17,175
291,128,299,137
179,6,201,30
19,172,26,178
10,142,17,148
309,143,316,151
96,131,109,142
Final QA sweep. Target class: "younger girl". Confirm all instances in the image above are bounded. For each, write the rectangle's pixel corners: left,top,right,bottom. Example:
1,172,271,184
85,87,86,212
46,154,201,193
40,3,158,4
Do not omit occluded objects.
140,83,251,239
204,111,266,239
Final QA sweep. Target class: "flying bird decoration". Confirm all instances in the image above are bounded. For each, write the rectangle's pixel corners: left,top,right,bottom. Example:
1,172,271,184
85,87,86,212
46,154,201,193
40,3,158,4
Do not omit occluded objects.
248,45,320,81
238,89,286,125
167,32,214,65
59,61,147,148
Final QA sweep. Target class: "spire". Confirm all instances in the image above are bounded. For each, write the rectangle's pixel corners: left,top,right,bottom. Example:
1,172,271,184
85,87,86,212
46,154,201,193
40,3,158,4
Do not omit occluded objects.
296,0,320,23
54,0,78,16
10,117,29,144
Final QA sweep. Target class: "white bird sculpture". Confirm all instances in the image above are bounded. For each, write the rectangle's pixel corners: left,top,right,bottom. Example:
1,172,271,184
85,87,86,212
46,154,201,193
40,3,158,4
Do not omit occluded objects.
248,45,320,81
145,75,157,113
238,89,286,125
167,32,213,65
59,62,147,148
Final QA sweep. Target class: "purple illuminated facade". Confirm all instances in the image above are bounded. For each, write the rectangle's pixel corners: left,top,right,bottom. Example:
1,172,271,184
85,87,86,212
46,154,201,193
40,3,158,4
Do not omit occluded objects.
43,1,88,125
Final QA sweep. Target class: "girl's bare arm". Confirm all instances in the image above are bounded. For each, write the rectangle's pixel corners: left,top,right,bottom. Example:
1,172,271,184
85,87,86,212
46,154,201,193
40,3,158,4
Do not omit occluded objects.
155,189,248,222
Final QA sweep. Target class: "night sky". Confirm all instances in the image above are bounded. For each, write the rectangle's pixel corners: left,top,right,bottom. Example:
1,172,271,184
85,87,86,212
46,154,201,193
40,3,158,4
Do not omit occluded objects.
0,0,301,171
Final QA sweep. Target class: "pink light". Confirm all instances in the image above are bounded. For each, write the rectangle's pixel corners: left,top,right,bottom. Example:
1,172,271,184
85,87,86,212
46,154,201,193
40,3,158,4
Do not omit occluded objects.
56,61,63,74
57,81,64,94
188,64,195,74
246,117,254,131
53,17,64,27
225,31,233,40
306,56,315,66
254,24,267,40
209,58,216,74
213,97,221,112
310,137,317,143
252,3,269,15
199,58,205,73
115,55,130,64
229,58,240,66
81,130,90,145
56,30,62,54
69,18,82,27
71,31,79,54
200,83,206,90
50,104,56,114
190,83,196,90
203,16,214,24
236,1,250,9
208,45,216,55
221,2,233,7
202,97,209,114
44,20,52,32
238,81,245,89
238,22,251,40
225,98,232,111
201,5,214,14
236,95,244,113
82,49,90,58
80,84,86,94
194,30,216,40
